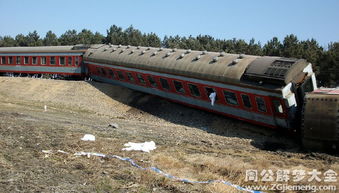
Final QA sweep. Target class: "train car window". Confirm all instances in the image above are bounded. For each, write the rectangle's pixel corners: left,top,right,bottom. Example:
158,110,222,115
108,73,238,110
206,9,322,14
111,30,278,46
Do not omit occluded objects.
205,87,218,100
59,57,65,65
50,57,56,65
68,57,73,66
8,57,13,64
101,68,106,76
273,100,284,113
174,80,185,93
117,71,125,80
136,73,146,85
41,57,46,65
8,56,13,64
16,56,21,64
108,69,115,78
148,76,158,87
127,72,135,82
24,57,29,64
256,97,267,112
32,57,37,64
224,90,238,105
160,78,170,90
1,57,5,64
96,67,101,75
241,94,252,108
188,84,201,97
75,57,79,66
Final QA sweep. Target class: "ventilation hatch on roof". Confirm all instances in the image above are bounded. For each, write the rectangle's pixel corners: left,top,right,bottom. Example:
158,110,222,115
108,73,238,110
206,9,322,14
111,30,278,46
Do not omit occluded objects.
264,59,294,78
178,53,185,59
194,55,201,61
72,44,91,50
165,52,171,57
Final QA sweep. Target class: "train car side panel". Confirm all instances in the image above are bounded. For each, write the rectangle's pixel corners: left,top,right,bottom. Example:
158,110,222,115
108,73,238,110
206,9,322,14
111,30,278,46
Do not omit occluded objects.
86,62,289,129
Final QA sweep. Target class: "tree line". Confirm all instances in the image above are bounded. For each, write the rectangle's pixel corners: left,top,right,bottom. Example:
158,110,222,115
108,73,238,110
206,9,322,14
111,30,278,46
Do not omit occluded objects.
0,25,338,86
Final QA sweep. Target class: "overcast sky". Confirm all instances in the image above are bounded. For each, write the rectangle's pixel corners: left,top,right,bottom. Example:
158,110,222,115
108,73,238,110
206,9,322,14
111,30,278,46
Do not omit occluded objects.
0,0,338,47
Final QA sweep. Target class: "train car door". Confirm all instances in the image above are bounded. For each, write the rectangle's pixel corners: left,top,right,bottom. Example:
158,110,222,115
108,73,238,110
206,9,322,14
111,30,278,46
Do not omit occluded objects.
270,96,288,128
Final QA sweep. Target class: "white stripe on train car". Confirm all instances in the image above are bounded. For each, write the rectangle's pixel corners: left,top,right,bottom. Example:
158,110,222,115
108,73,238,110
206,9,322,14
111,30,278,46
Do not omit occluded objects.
0,65,82,73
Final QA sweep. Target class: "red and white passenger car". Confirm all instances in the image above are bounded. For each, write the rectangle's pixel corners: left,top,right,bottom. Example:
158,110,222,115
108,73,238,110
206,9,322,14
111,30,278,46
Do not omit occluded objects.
83,44,317,130
0,45,87,77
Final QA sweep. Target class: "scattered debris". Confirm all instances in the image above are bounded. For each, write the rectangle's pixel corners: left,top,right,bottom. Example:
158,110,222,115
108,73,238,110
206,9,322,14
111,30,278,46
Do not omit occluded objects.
42,150,52,158
108,123,119,129
57,150,69,154
81,134,95,141
74,151,106,158
42,150,262,193
42,150,52,154
122,141,156,153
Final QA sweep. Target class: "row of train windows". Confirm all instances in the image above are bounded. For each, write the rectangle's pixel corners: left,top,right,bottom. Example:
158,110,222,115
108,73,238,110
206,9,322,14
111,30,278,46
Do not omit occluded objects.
96,67,279,113
143,75,268,112
0,56,79,65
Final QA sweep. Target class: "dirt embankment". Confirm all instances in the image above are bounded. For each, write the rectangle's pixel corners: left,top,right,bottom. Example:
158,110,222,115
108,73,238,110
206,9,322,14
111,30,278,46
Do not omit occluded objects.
0,77,338,193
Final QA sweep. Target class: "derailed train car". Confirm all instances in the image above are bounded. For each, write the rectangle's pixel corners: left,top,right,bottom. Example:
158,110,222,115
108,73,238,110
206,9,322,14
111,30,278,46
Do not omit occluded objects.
303,88,339,150
0,44,338,150
84,44,310,129
83,44,338,150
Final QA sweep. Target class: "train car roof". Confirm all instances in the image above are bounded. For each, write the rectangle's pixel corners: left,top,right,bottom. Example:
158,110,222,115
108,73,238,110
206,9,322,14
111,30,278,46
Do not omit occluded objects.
0,45,89,53
84,44,309,90
312,88,339,95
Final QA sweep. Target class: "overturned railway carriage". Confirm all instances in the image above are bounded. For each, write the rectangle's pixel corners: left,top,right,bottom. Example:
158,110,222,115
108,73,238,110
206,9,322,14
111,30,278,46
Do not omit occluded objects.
303,88,339,149
83,44,317,130
0,45,88,77
84,45,316,128
83,44,338,149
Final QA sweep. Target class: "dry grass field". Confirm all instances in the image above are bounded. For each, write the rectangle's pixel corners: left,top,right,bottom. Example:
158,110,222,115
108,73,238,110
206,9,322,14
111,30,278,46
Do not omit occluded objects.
0,77,338,193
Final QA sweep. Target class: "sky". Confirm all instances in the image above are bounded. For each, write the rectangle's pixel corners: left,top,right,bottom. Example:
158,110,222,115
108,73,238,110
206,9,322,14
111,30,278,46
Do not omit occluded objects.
0,0,338,47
